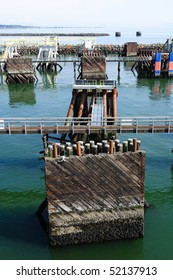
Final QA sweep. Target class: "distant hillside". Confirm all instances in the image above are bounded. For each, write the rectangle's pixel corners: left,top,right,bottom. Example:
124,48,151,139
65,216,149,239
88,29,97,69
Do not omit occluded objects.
0,24,38,29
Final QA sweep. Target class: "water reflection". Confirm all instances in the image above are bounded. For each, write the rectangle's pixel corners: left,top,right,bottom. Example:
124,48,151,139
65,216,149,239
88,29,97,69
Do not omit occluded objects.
137,78,173,99
35,69,58,88
124,61,134,71
8,83,36,106
41,72,57,88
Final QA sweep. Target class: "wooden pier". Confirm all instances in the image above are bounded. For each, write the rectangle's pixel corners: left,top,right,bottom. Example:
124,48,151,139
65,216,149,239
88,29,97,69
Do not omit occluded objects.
132,52,173,78
0,116,172,135
0,41,148,246
45,147,145,245
6,57,36,83
63,43,118,142
39,44,147,247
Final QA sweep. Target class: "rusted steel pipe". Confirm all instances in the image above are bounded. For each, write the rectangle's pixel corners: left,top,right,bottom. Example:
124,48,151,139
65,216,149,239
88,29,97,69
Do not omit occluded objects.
103,90,107,123
65,90,78,124
77,90,87,118
112,87,118,118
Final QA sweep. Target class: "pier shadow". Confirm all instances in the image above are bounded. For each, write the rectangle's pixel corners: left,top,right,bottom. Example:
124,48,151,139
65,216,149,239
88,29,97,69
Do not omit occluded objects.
8,83,36,106
0,204,49,259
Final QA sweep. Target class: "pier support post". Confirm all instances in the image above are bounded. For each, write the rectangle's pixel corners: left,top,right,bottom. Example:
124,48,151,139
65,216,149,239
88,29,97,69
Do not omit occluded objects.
118,61,120,75
103,90,107,125
112,87,118,119
77,90,87,118
36,198,48,216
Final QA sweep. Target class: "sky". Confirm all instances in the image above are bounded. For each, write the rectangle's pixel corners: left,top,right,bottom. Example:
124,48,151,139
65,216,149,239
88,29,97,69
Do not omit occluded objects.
0,0,173,32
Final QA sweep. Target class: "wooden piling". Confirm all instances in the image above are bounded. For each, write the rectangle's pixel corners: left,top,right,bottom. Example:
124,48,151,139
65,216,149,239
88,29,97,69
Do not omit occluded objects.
97,142,103,153
137,140,141,150
123,141,128,152
77,142,81,156
85,143,90,154
109,140,114,154
128,138,133,151
115,139,120,151
73,144,77,155
60,145,65,156
42,134,48,155
66,147,73,157
133,138,137,152
117,143,123,152
53,143,58,158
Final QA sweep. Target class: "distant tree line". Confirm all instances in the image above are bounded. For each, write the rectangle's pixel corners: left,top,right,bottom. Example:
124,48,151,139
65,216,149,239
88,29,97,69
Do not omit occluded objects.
0,24,37,28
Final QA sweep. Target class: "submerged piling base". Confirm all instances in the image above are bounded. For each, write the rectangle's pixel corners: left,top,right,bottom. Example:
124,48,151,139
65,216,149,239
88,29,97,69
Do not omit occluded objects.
45,151,145,246
49,208,143,246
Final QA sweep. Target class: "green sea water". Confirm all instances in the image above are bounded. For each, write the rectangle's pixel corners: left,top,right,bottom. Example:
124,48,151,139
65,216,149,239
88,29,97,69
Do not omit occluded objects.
1,57,173,260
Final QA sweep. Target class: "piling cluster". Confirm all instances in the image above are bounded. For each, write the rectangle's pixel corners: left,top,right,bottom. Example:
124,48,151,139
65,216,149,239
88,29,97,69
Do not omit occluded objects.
17,45,39,56
46,138,141,159
14,43,166,57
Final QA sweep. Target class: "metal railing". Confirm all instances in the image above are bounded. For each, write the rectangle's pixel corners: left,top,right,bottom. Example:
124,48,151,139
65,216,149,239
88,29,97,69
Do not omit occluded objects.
0,56,152,64
1,116,173,135
74,79,116,86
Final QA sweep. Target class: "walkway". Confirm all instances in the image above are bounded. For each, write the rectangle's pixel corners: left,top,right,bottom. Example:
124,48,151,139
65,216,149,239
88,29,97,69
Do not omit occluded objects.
0,116,173,135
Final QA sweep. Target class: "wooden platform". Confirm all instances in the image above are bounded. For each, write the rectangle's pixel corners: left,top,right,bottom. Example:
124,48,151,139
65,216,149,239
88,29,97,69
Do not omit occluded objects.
81,56,106,80
1,122,173,135
6,57,35,83
45,151,145,246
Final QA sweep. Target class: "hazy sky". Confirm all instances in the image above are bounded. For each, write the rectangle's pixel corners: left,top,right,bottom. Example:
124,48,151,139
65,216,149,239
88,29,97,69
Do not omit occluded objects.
0,0,172,31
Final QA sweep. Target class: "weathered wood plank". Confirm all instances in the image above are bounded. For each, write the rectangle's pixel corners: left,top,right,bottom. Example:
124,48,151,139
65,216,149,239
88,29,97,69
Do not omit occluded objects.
6,58,35,83
45,152,145,245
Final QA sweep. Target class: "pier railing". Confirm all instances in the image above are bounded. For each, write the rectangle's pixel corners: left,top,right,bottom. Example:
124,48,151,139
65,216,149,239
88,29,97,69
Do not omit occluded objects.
0,56,151,64
1,116,173,135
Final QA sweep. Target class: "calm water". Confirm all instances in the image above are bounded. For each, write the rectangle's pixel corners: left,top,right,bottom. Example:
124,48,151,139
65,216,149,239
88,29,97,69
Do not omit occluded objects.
0,26,172,45
1,29,173,260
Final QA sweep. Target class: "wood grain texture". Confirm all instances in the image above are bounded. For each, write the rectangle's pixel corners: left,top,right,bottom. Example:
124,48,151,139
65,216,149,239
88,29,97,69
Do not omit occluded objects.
45,151,145,245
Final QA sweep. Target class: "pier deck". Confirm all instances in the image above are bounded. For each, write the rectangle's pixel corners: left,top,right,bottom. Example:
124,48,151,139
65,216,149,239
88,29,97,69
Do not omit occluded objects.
0,116,173,135
0,56,152,64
